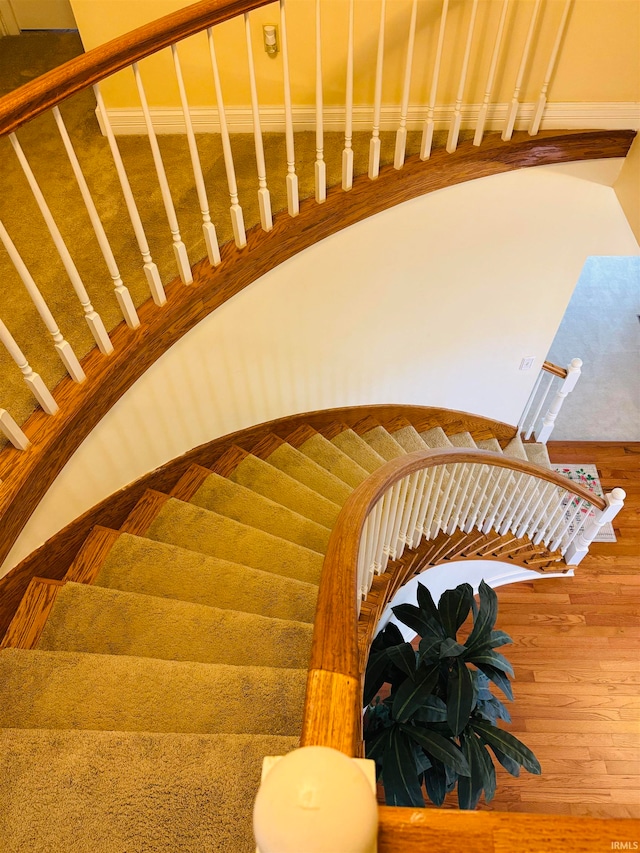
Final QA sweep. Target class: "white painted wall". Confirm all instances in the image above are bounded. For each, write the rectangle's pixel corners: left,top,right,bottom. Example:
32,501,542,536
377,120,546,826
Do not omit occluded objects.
2,161,636,576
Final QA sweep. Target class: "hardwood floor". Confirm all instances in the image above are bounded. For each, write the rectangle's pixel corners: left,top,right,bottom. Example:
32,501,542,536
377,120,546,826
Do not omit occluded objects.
479,442,639,818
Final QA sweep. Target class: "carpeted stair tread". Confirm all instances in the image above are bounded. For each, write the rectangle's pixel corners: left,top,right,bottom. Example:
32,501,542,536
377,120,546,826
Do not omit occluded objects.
0,728,297,853
95,534,317,622
330,428,386,472
298,432,370,487
228,453,340,527
477,437,503,454
145,498,323,584
524,442,552,469
265,442,352,505
391,424,429,452
503,433,529,461
419,426,454,448
361,425,408,460
37,583,313,669
448,431,478,449
188,471,330,553
0,648,306,736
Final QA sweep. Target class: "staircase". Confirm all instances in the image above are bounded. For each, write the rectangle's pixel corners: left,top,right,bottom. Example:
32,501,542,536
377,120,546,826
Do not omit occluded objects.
1,412,564,851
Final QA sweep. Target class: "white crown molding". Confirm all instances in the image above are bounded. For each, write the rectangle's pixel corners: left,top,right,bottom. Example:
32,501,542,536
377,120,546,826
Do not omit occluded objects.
97,101,640,136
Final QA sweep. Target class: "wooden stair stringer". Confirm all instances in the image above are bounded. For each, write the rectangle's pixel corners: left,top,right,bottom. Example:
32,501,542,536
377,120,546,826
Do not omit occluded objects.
64,525,121,584
0,577,65,650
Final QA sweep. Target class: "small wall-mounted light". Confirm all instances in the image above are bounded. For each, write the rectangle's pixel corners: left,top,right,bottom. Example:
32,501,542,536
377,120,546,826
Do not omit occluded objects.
263,24,278,57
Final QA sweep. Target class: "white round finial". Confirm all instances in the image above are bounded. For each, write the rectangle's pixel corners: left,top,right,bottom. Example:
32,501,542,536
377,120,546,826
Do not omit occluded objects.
253,747,378,853
610,487,626,502
569,358,583,369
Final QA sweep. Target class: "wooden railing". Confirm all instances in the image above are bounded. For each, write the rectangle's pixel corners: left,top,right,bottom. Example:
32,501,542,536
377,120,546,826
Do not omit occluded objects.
299,447,618,757
518,357,582,444
0,0,635,577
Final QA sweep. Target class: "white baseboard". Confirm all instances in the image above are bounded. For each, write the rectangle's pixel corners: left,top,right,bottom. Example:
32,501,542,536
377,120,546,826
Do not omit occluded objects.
98,101,640,136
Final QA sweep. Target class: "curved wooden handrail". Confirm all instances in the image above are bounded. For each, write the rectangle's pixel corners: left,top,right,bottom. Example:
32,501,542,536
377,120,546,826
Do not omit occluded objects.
0,0,272,138
300,447,605,755
0,129,632,574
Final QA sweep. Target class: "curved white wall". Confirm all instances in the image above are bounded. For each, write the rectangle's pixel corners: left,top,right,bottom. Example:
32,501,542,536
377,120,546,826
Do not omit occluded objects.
2,160,636,576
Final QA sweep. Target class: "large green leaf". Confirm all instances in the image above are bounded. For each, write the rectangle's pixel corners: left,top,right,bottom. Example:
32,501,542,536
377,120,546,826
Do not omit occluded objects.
475,663,514,702
401,724,470,776
439,638,467,659
364,649,393,706
471,721,541,775
485,743,521,777
467,649,514,678
418,634,441,664
488,629,513,649
447,658,474,737
392,603,444,639
465,581,498,652
416,582,441,624
438,584,473,639
392,663,439,723
386,642,418,679
457,734,483,810
366,726,391,762
382,726,425,807
423,760,447,807
414,695,448,723
472,735,496,803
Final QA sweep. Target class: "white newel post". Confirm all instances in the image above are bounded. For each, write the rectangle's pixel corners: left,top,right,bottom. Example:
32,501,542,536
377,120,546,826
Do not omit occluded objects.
254,748,378,853
536,357,582,443
564,488,626,565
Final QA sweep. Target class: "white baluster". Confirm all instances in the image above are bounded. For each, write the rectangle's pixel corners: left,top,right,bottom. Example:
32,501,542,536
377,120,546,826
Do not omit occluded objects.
368,0,386,179
436,463,460,534
371,498,386,574
512,477,545,535
421,0,449,160
518,367,543,434
423,466,446,539
529,0,573,136
536,357,583,444
0,317,58,414
9,132,113,355
375,488,396,573
406,468,430,547
498,472,527,534
389,475,411,559
465,464,492,532
94,85,166,307
550,497,586,553
538,490,573,547
171,44,221,266
342,0,355,191
565,488,626,565
0,221,85,382
518,483,557,541
394,0,418,169
453,463,481,535
517,480,554,539
358,516,369,599
559,500,593,555
245,13,273,231
446,0,478,154
314,0,326,203
207,30,247,247
502,0,541,140
533,487,564,545
442,464,466,534
525,371,555,440
0,408,30,450
52,107,139,329
482,468,513,534
382,481,403,563
475,466,503,532
132,62,194,281
397,470,421,555
474,0,509,146
279,0,299,216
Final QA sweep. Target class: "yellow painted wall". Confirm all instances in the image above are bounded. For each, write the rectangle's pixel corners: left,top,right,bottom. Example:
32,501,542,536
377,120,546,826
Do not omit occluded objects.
69,0,640,109
614,132,640,244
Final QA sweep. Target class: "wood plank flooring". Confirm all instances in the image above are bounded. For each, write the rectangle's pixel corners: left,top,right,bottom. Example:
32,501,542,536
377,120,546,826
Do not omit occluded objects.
477,442,639,818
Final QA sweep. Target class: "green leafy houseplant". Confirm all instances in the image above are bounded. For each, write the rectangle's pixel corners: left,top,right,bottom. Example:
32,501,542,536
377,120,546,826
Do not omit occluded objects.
363,580,541,809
